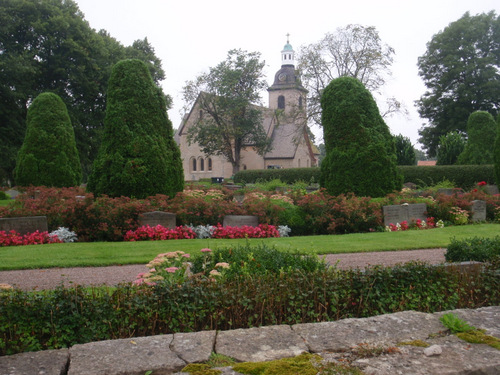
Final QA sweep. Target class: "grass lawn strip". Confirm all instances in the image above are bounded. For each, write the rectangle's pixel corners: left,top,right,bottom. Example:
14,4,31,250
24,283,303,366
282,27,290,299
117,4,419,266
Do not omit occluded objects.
0,223,498,270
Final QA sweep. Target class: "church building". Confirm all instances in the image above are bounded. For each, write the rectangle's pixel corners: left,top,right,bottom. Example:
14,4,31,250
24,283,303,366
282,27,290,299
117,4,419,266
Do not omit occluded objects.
175,38,318,181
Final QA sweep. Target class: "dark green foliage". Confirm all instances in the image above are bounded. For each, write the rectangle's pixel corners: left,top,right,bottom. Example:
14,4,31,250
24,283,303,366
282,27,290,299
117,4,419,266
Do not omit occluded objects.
398,165,495,190
457,111,497,165
14,93,82,187
320,77,402,197
436,131,466,165
87,60,183,199
394,134,416,165
1,260,498,356
417,11,500,156
494,114,500,185
445,236,500,262
0,0,166,182
234,167,320,184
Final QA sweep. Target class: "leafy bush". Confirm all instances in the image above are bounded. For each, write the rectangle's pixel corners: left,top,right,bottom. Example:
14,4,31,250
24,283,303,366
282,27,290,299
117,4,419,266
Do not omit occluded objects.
445,236,500,262
0,191,9,200
1,260,497,356
234,168,320,185
0,230,62,247
457,111,497,165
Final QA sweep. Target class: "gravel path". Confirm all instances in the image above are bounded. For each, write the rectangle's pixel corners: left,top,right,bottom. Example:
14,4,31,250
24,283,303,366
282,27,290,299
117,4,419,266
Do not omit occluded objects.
0,248,446,291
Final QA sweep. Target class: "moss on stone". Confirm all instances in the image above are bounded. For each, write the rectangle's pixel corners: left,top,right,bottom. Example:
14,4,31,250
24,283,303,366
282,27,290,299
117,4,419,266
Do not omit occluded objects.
232,353,321,375
181,363,222,375
397,340,430,348
457,330,500,350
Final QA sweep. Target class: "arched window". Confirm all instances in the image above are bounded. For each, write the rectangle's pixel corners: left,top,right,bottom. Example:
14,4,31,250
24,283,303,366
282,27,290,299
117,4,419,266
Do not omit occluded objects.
278,95,285,109
208,158,212,171
192,158,197,172
200,158,205,171
243,164,247,170
298,96,303,109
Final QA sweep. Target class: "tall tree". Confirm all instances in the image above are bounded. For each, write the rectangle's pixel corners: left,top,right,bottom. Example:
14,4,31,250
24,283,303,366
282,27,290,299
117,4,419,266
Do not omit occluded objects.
495,114,500,185
182,49,272,175
297,24,403,127
320,77,401,197
417,11,500,157
15,92,82,187
0,0,166,183
87,60,183,199
457,111,497,165
436,131,466,165
394,134,417,165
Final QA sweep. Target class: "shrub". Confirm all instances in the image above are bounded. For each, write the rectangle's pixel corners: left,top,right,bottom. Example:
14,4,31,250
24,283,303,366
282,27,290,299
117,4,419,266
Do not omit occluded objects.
14,92,82,187
234,168,320,185
436,131,466,165
87,59,184,198
0,191,9,200
457,111,497,165
495,113,500,185
394,134,417,165
1,260,497,356
445,236,500,262
320,77,401,197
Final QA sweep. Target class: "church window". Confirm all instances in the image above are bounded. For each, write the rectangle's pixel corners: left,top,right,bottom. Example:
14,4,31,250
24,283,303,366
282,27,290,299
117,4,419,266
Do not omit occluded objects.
200,158,205,171
192,158,197,172
243,164,247,170
208,158,212,171
299,96,303,109
278,95,285,109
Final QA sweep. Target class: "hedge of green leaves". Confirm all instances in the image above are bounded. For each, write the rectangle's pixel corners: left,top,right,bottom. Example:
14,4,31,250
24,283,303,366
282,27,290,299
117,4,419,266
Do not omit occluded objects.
1,260,498,356
445,236,500,262
234,165,496,190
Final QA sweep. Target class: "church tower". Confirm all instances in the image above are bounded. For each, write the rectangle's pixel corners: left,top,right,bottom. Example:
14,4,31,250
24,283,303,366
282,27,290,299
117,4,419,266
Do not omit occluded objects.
268,35,308,114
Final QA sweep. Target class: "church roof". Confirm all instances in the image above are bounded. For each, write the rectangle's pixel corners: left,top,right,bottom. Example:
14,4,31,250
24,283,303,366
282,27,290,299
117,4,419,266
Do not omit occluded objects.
264,122,301,159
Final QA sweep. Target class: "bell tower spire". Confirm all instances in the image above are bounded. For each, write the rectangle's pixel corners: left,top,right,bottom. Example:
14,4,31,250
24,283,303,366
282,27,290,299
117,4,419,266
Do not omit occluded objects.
281,33,295,67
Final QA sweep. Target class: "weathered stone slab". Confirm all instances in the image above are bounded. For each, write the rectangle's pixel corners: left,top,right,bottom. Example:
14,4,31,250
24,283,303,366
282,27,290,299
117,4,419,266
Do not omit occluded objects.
138,211,176,229
434,306,500,338
382,203,427,226
0,348,69,375
216,325,308,362
171,330,216,364
437,188,454,196
0,216,48,235
223,215,259,228
471,200,487,222
292,311,443,352
484,184,499,195
68,335,185,375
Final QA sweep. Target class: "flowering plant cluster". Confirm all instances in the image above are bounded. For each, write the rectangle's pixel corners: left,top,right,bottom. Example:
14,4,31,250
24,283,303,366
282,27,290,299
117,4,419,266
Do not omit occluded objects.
385,217,444,232
210,224,280,239
269,194,294,205
124,225,196,241
0,230,62,247
449,206,469,225
134,250,192,285
49,227,78,243
477,181,487,187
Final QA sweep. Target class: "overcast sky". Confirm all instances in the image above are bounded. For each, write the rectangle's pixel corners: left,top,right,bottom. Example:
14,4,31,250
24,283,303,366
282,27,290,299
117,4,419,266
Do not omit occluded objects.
74,0,499,149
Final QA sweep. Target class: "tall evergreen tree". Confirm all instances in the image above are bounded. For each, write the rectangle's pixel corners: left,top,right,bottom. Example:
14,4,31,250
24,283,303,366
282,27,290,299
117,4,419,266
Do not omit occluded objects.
87,59,183,198
394,134,417,165
15,92,82,187
494,114,500,185
320,77,401,197
457,111,497,165
436,131,466,165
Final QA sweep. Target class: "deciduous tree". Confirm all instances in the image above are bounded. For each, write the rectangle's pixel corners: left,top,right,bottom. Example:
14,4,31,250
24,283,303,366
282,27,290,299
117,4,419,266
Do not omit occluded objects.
394,135,416,165
417,11,500,157
457,111,497,165
436,131,466,165
182,49,272,175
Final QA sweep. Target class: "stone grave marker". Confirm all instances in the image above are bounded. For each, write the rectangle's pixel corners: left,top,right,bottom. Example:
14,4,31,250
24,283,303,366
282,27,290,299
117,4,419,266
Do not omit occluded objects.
471,200,486,222
0,216,48,235
383,203,427,227
138,211,176,229
484,185,499,195
223,215,259,228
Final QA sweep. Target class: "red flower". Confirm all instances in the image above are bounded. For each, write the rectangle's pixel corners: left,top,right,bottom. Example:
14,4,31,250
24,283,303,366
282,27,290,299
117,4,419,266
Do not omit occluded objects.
478,181,487,186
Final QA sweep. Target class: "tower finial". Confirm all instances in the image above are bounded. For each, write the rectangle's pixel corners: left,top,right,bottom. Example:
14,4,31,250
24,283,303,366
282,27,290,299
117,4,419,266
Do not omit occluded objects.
286,33,290,44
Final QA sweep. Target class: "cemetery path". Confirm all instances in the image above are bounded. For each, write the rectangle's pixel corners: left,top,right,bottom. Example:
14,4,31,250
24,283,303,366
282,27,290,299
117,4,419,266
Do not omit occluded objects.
0,248,447,291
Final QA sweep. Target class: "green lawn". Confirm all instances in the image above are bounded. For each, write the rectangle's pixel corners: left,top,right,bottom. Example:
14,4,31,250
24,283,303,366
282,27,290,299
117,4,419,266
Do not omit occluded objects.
0,223,498,270
0,199,12,207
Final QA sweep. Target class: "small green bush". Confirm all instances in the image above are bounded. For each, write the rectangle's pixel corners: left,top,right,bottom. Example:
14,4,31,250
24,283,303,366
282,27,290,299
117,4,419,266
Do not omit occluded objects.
234,168,320,185
0,191,8,200
445,236,500,262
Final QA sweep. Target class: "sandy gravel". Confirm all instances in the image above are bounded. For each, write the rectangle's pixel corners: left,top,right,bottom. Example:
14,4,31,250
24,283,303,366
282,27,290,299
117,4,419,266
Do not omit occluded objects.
0,248,446,291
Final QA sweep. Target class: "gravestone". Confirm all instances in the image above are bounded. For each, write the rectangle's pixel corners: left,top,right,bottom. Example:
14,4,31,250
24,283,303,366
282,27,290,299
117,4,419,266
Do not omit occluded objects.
382,203,427,227
223,215,259,228
0,216,48,235
484,185,499,195
471,200,486,222
138,211,176,229
437,188,454,196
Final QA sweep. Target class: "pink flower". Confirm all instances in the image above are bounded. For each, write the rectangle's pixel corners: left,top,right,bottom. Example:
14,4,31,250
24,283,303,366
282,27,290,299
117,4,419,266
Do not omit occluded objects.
478,181,487,186
201,248,212,253
215,262,230,269
164,267,179,273
182,254,191,258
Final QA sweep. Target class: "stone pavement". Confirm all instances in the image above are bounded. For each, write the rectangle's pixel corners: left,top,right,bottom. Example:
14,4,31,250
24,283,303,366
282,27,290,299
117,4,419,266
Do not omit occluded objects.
1,306,499,375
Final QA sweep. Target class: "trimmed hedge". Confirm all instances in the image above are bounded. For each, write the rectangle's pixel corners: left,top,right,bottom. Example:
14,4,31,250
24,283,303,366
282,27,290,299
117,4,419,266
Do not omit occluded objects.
234,165,496,190
445,236,500,262
1,261,498,355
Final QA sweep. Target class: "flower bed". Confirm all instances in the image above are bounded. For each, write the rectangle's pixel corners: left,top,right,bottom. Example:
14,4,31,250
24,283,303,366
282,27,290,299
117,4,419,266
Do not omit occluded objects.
0,230,62,247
